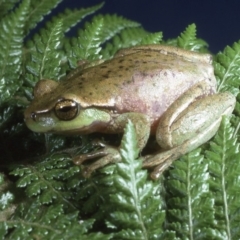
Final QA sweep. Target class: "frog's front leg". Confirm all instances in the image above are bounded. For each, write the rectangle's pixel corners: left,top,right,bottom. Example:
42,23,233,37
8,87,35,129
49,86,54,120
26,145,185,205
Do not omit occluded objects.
74,113,151,177
143,83,236,179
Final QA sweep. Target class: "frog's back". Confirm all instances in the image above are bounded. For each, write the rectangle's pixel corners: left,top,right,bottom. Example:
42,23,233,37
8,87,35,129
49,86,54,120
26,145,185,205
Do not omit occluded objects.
61,49,216,124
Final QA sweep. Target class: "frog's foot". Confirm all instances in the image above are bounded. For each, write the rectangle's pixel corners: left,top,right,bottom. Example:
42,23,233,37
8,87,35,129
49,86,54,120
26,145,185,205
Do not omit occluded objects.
143,146,185,180
73,144,121,177
73,140,111,165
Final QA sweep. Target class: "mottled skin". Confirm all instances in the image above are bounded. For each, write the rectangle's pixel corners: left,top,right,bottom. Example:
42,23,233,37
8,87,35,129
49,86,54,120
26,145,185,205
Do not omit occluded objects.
24,45,236,179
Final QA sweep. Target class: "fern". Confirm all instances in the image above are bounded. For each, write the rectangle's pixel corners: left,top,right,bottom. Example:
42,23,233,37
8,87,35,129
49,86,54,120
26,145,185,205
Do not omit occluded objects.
0,0,29,104
25,0,62,33
68,15,104,64
205,116,240,239
1,201,112,239
164,149,218,239
177,23,208,52
101,27,162,59
140,31,163,45
92,14,140,44
0,0,19,16
214,41,240,95
0,173,14,216
25,19,64,87
51,3,104,33
10,153,80,206
107,121,165,239
67,14,140,67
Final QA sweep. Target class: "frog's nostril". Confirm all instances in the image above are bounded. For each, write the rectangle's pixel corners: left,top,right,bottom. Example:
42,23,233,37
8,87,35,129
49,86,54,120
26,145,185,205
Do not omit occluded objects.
31,112,37,121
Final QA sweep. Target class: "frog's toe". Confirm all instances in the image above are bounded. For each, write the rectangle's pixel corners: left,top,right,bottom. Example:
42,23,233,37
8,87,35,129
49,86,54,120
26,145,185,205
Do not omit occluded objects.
73,149,108,165
74,146,122,177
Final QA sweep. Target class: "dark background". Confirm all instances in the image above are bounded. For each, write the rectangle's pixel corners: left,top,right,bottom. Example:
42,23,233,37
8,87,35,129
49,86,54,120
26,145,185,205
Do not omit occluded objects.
54,0,240,54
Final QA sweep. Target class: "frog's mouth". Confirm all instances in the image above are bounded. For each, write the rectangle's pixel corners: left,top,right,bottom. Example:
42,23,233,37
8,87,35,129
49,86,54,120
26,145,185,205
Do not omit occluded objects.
24,108,112,134
53,121,111,135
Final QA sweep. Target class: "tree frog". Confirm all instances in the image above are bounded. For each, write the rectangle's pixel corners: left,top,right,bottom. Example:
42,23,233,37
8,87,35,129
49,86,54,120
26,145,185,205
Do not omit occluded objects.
24,45,236,179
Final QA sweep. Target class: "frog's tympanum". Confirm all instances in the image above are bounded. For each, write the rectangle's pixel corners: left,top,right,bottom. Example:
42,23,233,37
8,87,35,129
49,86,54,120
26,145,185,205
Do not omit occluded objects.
24,45,236,179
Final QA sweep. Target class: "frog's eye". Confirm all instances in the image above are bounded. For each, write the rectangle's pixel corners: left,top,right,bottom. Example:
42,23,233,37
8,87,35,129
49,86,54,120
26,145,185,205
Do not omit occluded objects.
55,99,79,120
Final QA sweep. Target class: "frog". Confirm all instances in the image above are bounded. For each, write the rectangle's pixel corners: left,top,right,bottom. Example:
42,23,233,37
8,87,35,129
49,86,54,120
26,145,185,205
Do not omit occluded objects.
24,45,236,179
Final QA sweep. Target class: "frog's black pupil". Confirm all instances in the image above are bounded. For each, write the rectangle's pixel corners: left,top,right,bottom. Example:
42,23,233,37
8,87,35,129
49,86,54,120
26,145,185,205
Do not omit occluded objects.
59,106,73,112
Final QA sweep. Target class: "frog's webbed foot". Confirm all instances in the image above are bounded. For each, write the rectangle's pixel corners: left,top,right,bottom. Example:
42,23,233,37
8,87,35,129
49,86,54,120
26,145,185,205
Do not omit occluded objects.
73,141,121,177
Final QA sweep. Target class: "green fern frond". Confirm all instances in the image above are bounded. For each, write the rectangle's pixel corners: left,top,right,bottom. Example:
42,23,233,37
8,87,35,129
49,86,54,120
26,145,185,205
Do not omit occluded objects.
107,121,164,239
0,0,19,16
67,16,104,66
177,23,197,49
10,153,80,206
235,94,240,116
205,116,240,239
24,19,63,88
0,105,15,130
1,201,110,240
0,173,15,238
92,14,140,44
165,149,218,239
0,173,14,215
140,32,163,45
0,0,30,105
74,166,115,217
67,14,140,67
25,0,62,33
51,3,104,33
177,23,208,51
101,27,157,59
214,41,240,95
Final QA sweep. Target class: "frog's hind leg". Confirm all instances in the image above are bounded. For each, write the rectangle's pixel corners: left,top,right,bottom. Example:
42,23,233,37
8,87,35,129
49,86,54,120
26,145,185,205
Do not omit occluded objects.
143,120,220,180
143,85,235,179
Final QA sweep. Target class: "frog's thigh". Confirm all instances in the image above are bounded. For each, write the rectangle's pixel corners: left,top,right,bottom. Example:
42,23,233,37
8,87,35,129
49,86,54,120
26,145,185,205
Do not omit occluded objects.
157,91,235,149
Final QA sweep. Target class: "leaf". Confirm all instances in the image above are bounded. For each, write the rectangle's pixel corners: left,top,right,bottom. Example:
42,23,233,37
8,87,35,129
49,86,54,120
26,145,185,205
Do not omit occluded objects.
0,173,14,211
214,41,240,95
101,27,156,59
107,120,165,239
92,14,140,44
25,19,64,87
25,0,62,33
0,201,112,239
140,32,163,45
66,17,103,68
206,116,240,239
177,23,208,51
67,14,140,66
51,2,104,33
0,105,15,129
164,149,218,239
0,0,30,105
0,0,19,16
10,154,80,206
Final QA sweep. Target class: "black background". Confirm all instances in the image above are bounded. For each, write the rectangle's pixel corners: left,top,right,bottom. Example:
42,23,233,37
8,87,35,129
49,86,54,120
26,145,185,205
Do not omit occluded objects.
53,0,240,54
